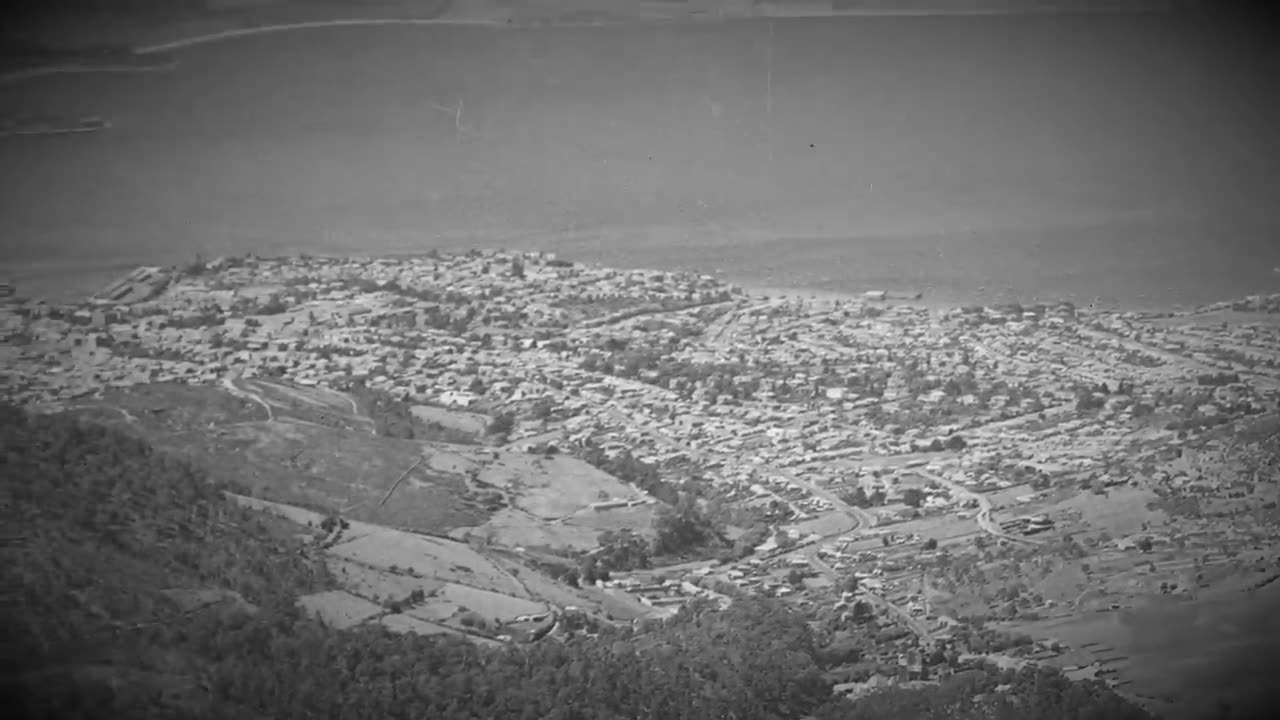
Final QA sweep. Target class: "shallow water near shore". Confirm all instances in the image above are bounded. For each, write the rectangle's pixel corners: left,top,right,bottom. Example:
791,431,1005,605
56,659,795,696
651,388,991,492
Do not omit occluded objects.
2,14,1278,307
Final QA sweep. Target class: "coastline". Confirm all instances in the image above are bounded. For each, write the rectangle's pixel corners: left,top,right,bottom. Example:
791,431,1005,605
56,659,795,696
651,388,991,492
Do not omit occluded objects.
0,254,1253,320
2,0,1191,69
738,283,970,314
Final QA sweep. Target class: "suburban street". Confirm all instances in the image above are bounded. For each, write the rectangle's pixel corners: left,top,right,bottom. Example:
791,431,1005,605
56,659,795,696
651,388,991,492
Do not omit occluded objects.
915,468,1041,546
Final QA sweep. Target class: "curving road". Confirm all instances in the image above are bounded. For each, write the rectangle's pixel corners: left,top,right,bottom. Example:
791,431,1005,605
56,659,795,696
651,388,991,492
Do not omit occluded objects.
221,374,274,421
915,468,1041,546
806,545,932,641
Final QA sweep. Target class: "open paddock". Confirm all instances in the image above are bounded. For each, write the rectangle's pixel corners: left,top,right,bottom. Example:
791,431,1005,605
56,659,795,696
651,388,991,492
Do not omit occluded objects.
1031,562,1091,605
560,504,657,535
228,419,487,532
454,508,605,552
477,451,643,519
411,404,489,435
326,522,526,596
97,382,266,430
464,550,660,623
875,512,984,548
788,512,858,538
984,483,1038,511
226,492,328,527
434,582,550,622
247,378,357,414
1044,485,1168,539
298,590,383,629
379,613,457,636
244,378,372,432
422,447,483,475
328,557,447,602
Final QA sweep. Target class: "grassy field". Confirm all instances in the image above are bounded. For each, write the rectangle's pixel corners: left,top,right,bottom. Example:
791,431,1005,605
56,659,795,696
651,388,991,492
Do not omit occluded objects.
84,382,267,429
326,522,525,595
476,450,645,519
242,378,373,433
881,512,984,548
454,507,607,552
560,504,659,536
99,385,491,530
58,382,653,635
328,557,447,602
298,589,383,629
411,404,489,435
1048,485,1169,540
200,418,487,531
434,582,549,622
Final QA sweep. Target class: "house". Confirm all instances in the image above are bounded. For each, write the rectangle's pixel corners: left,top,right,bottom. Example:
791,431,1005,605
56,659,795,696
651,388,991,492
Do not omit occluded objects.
439,390,477,408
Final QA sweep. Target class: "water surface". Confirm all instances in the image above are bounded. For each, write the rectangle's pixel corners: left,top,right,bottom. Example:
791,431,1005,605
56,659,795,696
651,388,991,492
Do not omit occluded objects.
2,15,1277,307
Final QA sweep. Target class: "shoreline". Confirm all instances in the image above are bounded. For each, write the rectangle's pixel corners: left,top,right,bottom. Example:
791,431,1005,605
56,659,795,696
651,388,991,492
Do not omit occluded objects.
0,254,1259,320
738,283,973,314
2,1,1190,70
127,5,1184,54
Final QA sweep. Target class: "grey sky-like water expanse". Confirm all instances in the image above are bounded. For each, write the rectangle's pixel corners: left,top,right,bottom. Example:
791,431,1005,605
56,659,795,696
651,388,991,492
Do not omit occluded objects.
2,14,1278,307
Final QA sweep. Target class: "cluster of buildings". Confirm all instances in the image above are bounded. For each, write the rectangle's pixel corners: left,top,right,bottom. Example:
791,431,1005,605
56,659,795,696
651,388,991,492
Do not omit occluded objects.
4,251,1279,651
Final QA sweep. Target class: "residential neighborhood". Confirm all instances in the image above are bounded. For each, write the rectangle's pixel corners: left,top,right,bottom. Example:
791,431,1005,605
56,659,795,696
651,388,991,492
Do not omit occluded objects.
4,249,1279,710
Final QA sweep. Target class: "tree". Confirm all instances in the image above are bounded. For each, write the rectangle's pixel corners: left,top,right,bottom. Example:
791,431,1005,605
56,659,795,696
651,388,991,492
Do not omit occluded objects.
1136,537,1154,553
851,600,874,623
487,413,515,438
775,530,798,551
843,574,860,594
652,493,719,558
259,295,288,315
902,488,925,508
922,538,939,551
579,555,600,585
945,434,967,451
841,486,871,508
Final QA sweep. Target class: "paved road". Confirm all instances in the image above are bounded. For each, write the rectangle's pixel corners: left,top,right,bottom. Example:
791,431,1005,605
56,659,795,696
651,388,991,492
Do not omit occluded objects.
599,402,945,641
914,468,1041,546
806,546,932,641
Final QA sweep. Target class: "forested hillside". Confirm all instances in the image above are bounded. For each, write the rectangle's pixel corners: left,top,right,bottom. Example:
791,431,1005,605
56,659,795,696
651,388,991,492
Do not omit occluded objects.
0,406,1158,719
